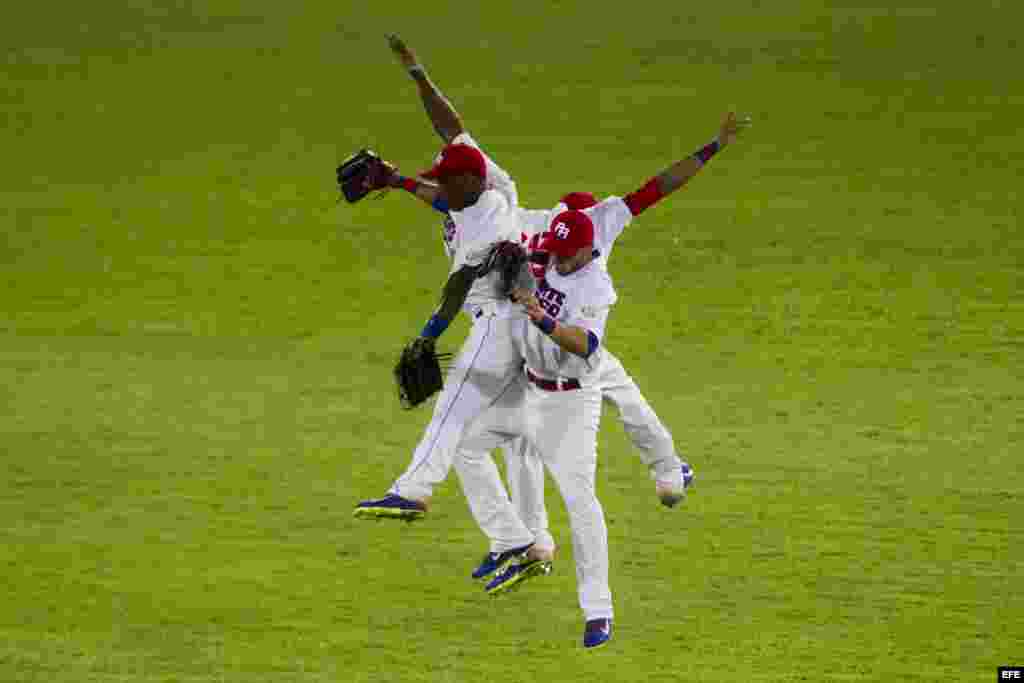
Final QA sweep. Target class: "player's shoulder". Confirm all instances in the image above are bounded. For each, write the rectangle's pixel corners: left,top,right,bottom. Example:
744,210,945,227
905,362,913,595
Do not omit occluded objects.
577,262,617,307
457,192,522,243
584,195,630,219
585,195,624,208
459,189,509,219
450,131,477,147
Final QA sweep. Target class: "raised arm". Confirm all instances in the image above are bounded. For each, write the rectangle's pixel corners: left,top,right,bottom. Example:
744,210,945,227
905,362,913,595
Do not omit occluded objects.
623,112,752,215
387,34,465,144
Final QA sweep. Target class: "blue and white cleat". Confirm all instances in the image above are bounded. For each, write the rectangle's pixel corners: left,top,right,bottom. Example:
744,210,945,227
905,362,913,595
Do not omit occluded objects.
656,462,696,508
471,543,533,580
583,618,612,649
472,552,503,580
353,494,427,521
484,555,552,595
681,462,696,490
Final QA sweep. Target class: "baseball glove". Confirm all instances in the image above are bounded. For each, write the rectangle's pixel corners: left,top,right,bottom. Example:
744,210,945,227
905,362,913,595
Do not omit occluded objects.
478,240,529,298
394,337,451,409
336,149,397,203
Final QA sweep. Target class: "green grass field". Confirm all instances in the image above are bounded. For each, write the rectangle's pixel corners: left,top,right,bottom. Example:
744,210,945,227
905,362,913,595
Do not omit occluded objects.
2,1,1022,681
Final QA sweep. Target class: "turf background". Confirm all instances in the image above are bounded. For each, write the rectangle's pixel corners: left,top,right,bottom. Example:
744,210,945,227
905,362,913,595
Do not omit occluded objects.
2,1,1022,680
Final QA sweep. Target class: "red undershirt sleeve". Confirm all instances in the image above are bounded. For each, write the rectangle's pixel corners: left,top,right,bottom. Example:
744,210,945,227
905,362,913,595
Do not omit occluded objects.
623,177,668,216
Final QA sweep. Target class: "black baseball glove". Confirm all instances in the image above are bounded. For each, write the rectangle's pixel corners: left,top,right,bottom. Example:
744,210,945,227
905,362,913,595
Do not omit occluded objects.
478,240,529,298
394,337,451,409
336,149,398,203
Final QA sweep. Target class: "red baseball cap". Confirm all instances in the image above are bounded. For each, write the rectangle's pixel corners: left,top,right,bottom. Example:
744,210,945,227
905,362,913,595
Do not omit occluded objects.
560,192,598,210
421,144,487,180
540,210,594,258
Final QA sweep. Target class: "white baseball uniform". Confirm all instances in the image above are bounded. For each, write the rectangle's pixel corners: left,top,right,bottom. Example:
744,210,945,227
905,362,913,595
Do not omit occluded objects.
502,197,687,551
459,257,618,621
394,134,684,559
388,133,561,552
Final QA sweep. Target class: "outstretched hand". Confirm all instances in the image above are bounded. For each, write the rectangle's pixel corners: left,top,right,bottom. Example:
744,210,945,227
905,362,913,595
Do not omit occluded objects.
386,33,419,69
719,112,753,146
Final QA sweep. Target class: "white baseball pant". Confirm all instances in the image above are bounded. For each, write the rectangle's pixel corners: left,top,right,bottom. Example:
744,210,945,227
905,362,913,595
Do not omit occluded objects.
389,309,535,552
500,350,684,551
460,373,613,621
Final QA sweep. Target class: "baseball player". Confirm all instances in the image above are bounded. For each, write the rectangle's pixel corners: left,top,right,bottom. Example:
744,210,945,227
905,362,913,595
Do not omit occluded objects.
457,209,621,648
352,39,566,567
480,190,691,575
457,111,752,648
374,35,749,579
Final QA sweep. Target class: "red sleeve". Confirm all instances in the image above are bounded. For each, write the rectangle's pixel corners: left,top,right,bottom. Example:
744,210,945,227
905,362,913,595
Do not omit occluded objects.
623,178,667,216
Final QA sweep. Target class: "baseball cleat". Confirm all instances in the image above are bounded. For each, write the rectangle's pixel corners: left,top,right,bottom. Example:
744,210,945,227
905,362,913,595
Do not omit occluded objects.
485,555,552,595
656,461,696,508
583,618,612,649
471,543,534,580
353,494,427,521
682,461,696,489
472,552,503,580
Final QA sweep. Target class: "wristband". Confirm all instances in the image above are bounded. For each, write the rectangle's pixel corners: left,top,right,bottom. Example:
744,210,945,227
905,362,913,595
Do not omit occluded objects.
408,64,425,76
533,315,556,335
397,176,418,193
692,137,721,168
420,314,450,339
431,196,449,213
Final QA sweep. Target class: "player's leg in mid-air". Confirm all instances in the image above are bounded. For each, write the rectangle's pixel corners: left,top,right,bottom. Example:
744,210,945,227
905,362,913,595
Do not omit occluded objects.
468,438,554,579
486,380,612,647
456,374,554,575
597,350,695,506
473,349,695,575
354,309,522,521
501,439,555,550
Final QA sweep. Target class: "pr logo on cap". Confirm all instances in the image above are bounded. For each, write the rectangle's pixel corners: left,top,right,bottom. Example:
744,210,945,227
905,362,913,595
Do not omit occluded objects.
539,210,595,258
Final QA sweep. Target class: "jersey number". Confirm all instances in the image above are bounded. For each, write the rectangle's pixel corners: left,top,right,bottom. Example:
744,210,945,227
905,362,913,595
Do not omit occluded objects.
537,280,565,318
